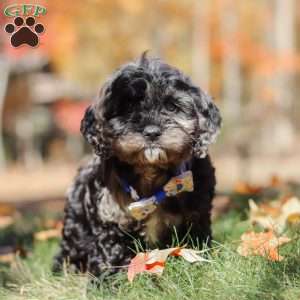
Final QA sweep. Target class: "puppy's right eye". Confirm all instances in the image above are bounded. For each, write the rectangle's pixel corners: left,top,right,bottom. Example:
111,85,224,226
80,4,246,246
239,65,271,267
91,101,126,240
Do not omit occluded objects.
165,102,178,112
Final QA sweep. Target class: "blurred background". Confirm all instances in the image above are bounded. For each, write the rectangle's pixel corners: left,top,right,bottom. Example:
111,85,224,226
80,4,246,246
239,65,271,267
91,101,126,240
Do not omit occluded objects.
0,0,299,208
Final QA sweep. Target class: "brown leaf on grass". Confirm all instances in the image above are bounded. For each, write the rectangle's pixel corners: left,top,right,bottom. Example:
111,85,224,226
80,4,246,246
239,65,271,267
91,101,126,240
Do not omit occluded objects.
0,252,15,264
34,220,63,241
249,199,282,231
128,248,177,282
175,248,210,263
0,203,16,216
0,246,27,264
281,197,300,225
249,196,300,232
127,247,209,282
0,216,14,229
269,175,283,188
43,219,63,229
146,248,178,265
127,252,148,282
234,175,287,197
286,213,300,224
0,203,17,229
237,230,291,261
234,182,262,195
34,229,61,241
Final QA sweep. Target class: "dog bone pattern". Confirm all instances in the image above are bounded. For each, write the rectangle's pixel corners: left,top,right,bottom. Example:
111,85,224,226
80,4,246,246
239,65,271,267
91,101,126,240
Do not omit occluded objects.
164,171,194,196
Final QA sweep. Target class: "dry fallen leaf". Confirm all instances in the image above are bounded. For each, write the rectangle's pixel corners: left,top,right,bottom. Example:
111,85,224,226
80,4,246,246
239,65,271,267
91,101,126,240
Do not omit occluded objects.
146,248,178,264
237,230,291,261
281,197,300,225
249,199,282,232
34,229,61,241
0,203,16,216
269,175,283,188
234,182,262,195
0,203,18,229
249,196,300,232
0,216,14,229
127,252,148,282
127,247,208,282
0,252,15,264
0,246,27,264
34,220,63,241
43,219,61,229
128,248,176,282
286,213,300,224
175,248,210,263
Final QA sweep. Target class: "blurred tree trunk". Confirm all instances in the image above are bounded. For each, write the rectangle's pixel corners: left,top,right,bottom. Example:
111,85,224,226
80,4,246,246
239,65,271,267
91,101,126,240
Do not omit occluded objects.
267,0,296,155
192,0,210,91
274,0,295,109
221,1,241,123
249,0,296,157
220,1,247,180
0,55,9,170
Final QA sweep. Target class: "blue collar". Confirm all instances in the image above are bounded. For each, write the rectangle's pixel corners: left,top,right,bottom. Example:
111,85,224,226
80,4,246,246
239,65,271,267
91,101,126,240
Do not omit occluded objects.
120,161,193,220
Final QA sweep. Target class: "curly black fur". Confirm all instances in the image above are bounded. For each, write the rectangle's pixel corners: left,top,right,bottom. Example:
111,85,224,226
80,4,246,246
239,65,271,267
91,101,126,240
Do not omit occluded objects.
53,54,221,277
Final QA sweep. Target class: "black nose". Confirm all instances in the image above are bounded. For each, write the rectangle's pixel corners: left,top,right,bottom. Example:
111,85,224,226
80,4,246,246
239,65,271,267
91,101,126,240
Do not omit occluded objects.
143,125,161,140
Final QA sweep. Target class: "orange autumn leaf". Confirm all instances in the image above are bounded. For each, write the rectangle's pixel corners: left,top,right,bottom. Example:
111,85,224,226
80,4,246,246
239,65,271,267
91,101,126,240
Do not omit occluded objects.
145,260,165,275
34,229,61,241
0,252,15,264
127,252,148,282
237,230,291,261
269,175,283,188
176,248,209,263
34,221,63,241
43,219,63,229
281,197,300,225
146,248,178,266
128,248,177,282
0,203,18,229
249,196,300,232
0,204,16,216
0,246,27,265
234,182,262,195
127,247,209,282
0,216,14,229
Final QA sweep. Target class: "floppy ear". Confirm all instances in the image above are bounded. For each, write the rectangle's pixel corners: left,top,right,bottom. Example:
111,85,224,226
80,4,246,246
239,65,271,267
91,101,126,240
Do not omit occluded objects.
192,91,222,158
80,105,107,159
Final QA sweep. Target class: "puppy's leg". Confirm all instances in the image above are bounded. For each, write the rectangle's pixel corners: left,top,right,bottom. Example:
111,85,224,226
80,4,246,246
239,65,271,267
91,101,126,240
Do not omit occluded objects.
53,178,140,276
184,192,213,247
85,222,139,277
157,215,212,249
185,215,212,247
53,182,92,273
162,194,212,248
54,212,138,277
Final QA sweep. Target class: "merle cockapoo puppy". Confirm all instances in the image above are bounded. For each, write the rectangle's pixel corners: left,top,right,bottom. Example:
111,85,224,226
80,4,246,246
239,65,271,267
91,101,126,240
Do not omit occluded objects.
53,53,222,277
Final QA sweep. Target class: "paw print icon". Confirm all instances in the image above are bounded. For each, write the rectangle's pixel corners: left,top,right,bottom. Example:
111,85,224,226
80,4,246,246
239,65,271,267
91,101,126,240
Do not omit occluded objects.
4,16,44,47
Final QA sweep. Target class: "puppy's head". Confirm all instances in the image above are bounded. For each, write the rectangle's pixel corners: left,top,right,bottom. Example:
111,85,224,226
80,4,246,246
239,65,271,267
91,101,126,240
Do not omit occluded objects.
81,54,221,167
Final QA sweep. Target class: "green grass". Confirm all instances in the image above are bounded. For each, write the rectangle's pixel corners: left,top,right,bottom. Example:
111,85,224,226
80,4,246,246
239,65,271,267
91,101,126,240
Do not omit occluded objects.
1,209,300,300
